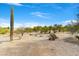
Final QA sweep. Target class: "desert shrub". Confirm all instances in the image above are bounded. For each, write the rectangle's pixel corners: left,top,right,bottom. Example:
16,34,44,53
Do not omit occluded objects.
15,27,25,36
25,27,33,33
0,27,9,34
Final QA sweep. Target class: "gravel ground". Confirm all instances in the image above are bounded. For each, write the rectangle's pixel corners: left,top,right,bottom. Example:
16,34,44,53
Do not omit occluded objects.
0,32,79,56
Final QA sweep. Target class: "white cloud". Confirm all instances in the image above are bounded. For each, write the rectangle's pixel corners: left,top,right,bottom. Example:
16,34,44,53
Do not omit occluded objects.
0,23,9,27
14,23,23,28
0,18,9,27
14,22,46,29
64,20,77,24
23,22,45,28
31,12,49,19
25,22,39,27
61,20,77,26
0,18,22,28
7,3,23,6
25,22,46,28
0,18,46,28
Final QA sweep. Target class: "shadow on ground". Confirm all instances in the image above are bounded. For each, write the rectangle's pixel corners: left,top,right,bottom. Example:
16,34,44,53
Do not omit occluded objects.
0,41,10,44
63,37,79,45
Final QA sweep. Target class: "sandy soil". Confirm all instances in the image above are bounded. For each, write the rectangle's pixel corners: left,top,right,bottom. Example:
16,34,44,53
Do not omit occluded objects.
0,32,79,56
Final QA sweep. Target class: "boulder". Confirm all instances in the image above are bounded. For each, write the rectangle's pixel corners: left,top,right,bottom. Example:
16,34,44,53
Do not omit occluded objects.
48,33,57,41
74,32,79,40
75,35,79,40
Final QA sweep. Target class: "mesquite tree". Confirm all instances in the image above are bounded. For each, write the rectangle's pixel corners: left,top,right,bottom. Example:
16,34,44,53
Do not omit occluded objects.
10,7,14,41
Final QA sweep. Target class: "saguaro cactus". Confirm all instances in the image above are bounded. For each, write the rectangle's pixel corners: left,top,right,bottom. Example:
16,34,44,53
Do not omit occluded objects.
10,7,14,41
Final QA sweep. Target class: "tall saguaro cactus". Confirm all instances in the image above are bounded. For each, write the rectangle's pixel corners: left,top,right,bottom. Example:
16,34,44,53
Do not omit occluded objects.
10,7,14,41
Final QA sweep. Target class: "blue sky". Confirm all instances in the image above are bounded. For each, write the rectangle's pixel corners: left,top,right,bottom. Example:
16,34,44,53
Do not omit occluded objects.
0,3,79,27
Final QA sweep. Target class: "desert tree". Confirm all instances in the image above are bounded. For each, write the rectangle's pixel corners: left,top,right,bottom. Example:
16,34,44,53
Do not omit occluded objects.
15,27,25,40
48,25,53,33
15,24,27,40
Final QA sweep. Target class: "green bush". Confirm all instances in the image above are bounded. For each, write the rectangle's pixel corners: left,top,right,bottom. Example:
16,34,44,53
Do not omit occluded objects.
0,27,9,34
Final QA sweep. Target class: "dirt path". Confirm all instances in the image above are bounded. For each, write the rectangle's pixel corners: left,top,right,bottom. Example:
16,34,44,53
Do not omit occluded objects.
0,33,79,56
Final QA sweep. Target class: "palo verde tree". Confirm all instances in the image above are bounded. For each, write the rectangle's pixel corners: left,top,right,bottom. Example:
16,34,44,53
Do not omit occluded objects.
10,7,14,41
